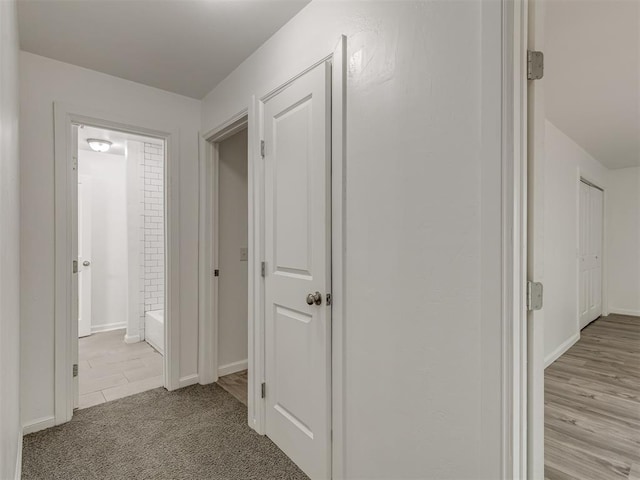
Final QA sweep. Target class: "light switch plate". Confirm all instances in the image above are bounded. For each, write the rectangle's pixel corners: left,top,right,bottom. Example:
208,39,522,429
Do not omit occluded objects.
240,247,248,261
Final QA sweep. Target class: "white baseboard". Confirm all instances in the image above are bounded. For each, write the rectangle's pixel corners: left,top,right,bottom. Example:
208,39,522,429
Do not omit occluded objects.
22,415,56,435
218,359,248,377
14,430,22,480
545,332,580,369
91,322,126,334
178,374,200,389
608,308,640,317
124,334,141,344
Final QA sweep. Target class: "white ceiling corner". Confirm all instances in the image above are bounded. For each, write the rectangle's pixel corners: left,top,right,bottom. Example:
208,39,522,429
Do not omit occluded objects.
17,0,310,99
545,0,640,169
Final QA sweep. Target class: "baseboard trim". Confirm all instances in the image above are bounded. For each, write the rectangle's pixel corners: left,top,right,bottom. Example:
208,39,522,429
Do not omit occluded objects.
178,374,200,389
91,322,127,334
218,359,248,377
124,334,141,344
608,308,640,318
545,332,580,369
14,430,22,480
22,415,56,435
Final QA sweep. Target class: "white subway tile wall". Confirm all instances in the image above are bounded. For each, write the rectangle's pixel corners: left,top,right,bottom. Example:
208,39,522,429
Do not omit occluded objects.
139,142,165,338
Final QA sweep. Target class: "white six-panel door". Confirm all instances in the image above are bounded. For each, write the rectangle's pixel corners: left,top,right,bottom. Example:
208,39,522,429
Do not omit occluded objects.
262,60,332,480
579,180,603,329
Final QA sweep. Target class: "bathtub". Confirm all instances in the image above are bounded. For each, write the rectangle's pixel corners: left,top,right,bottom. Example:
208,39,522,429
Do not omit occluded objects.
145,310,164,355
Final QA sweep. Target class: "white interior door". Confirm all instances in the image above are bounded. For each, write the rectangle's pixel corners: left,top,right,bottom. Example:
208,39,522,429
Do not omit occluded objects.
262,60,332,480
78,175,93,338
579,180,603,329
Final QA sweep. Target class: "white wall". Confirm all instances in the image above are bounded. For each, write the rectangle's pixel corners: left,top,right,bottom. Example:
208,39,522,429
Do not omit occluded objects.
0,0,22,477
607,167,640,316
19,52,201,428
543,120,608,365
126,140,142,342
202,2,504,477
218,129,248,372
78,150,129,331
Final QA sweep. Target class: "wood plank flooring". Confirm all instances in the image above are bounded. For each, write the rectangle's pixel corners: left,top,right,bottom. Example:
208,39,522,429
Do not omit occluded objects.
545,314,640,480
217,370,248,406
78,329,164,409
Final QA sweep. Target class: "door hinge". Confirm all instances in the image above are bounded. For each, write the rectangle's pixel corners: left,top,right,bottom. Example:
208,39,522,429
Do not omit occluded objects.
214,269,219,277
73,364,78,377
261,382,266,399
72,260,78,274
527,50,544,80
260,140,265,158
527,281,544,311
326,293,332,306
261,261,266,277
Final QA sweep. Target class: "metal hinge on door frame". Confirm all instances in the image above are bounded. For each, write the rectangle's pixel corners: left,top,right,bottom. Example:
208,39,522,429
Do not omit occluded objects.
260,140,265,158
261,261,266,277
261,382,266,399
73,364,78,377
527,50,544,80
527,281,544,311
213,269,219,277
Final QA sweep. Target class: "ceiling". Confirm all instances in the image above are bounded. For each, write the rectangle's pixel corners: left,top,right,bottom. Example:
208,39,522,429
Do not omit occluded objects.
78,125,162,156
545,0,640,169
17,0,310,99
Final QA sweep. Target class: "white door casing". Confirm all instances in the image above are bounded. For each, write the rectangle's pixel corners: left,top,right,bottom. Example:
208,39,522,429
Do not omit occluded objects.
78,175,93,338
262,60,332,480
71,125,80,409
579,181,603,329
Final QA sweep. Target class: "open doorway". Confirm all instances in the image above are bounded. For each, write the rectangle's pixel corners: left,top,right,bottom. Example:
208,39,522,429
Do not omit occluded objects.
524,1,640,478
75,125,166,409
212,125,249,406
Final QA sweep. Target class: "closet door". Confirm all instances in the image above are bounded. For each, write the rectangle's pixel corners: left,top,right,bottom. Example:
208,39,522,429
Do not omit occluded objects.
579,181,603,329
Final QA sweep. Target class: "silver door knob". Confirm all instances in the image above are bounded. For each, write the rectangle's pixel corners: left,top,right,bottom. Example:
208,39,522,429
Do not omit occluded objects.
306,291,322,306
83,261,91,267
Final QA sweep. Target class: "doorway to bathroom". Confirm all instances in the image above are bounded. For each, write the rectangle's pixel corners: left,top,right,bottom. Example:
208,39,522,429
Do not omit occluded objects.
75,125,167,409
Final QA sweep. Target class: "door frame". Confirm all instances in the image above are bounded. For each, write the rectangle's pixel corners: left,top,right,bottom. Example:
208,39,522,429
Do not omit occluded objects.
198,110,249,387
53,102,181,425
507,0,549,477
198,36,346,478
503,0,535,477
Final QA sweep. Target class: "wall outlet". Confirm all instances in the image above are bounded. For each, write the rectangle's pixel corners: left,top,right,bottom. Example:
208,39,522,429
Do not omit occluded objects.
240,247,248,261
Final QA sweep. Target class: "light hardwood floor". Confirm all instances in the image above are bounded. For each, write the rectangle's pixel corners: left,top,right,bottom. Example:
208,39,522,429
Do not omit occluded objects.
78,329,164,409
217,370,248,406
545,314,640,480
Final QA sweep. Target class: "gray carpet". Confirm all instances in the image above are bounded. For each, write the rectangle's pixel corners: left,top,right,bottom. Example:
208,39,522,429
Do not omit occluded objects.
22,384,308,480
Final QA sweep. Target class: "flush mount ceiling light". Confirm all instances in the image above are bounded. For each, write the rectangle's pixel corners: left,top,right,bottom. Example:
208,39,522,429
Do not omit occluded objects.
87,138,112,153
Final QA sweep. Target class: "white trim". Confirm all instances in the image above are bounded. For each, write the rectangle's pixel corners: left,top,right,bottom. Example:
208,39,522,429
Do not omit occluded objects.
178,374,200,388
330,35,347,480
218,359,248,377
91,322,127,334
544,333,580,368
22,416,56,435
53,102,179,427
14,430,22,480
199,110,249,387
124,334,141,344
609,308,640,317
504,0,529,478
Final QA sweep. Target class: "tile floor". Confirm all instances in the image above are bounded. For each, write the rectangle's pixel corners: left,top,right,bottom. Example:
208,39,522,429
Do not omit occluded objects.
78,328,164,409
